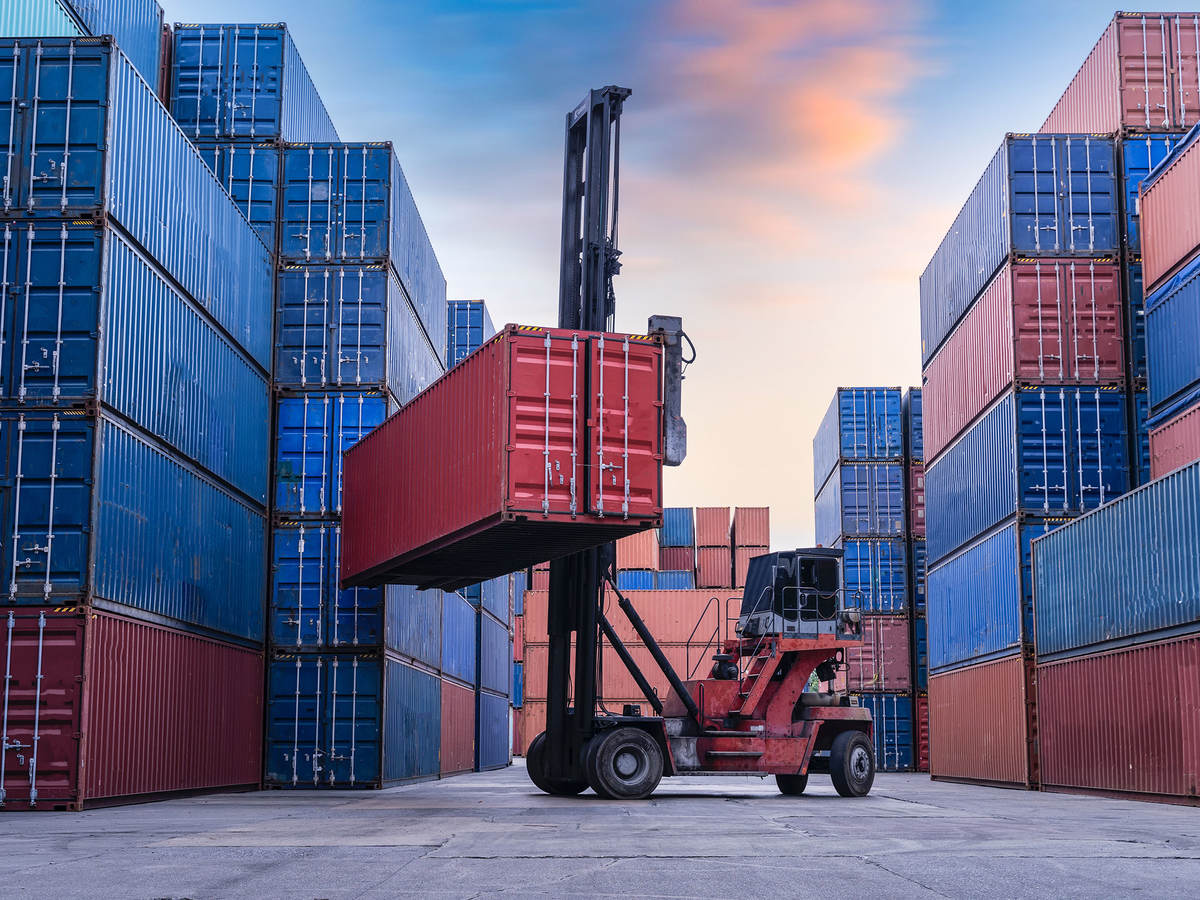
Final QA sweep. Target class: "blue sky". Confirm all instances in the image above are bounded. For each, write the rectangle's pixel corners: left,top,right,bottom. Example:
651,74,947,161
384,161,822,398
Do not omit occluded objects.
168,0,1198,546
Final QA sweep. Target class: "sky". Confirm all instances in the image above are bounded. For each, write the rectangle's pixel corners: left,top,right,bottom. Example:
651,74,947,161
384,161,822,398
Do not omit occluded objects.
167,0,1198,547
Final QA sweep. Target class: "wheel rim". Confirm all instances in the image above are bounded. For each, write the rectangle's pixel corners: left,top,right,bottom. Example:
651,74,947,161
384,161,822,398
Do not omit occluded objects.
850,745,871,782
610,741,647,785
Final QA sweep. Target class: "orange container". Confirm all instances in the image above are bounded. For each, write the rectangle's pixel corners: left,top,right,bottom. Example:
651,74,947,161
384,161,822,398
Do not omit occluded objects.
696,546,732,588
1150,401,1200,479
734,545,768,588
512,615,524,661
523,642,704,702
732,507,770,546
439,678,476,775
523,589,733,646
616,529,660,570
695,507,730,547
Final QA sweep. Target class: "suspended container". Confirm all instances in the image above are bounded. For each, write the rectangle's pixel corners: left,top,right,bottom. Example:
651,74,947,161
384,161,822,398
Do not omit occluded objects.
340,326,665,590
813,388,903,492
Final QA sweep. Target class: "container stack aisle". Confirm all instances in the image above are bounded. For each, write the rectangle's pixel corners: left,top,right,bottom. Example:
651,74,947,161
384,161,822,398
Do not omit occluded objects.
659,508,698,590
812,388,913,772
904,389,929,772
0,32,274,809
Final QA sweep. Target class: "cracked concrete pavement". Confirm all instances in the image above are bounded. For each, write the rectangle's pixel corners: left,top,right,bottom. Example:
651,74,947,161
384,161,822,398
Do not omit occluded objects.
3,761,1199,898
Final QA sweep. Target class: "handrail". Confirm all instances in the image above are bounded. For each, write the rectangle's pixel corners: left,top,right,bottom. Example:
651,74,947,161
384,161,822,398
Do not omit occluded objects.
685,595,722,679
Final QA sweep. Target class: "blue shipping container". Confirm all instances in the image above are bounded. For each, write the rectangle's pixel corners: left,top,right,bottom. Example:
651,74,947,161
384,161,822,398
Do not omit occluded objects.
659,507,696,547
910,540,927,614
656,570,696,590
385,583,442,669
840,539,908,613
814,463,905,547
921,134,1118,363
278,143,447,356
479,575,510,625
441,592,477,685
0,37,274,368
1131,388,1152,486
813,388,904,493
925,387,1129,565
170,23,338,142
1121,134,1187,253
1145,254,1200,415
1126,261,1147,383
274,392,392,517
1033,460,1200,659
69,0,163,86
195,141,281,250
447,299,496,368
0,410,266,643
478,611,511,696
476,688,511,771
904,388,923,462
512,662,524,708
928,517,1061,672
913,616,928,692
513,571,526,617
854,693,913,772
0,220,270,502
383,657,442,783
270,522,382,650
616,570,655,591
0,1,83,41
275,264,445,404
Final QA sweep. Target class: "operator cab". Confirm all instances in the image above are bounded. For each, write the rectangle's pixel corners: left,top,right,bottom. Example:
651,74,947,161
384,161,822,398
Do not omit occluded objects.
736,548,860,638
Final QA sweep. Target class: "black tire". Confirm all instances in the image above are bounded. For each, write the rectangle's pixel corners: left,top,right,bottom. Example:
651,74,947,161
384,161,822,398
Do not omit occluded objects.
775,773,808,796
583,735,614,799
584,727,664,800
526,732,589,796
829,731,875,797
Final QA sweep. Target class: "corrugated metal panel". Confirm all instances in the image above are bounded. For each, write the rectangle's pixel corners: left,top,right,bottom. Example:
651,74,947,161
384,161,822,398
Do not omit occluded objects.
733,545,767,589
0,222,269,502
476,689,510,770
1038,634,1200,799
274,392,392,517
384,584,441,668
923,259,1125,464
910,540,927,614
696,546,731,588
439,678,474,775
170,24,338,142
915,694,929,772
1143,127,1200,292
659,546,694,571
275,264,444,403
926,388,1129,565
731,507,769,546
1122,134,1188,252
904,388,923,462
270,522,383,650
840,540,908,614
0,607,262,810
513,615,523,661
812,388,903,492
523,589,729,648
695,507,730,547
0,38,274,368
382,656,440,782
512,570,526,617
854,693,913,771
0,411,266,642
814,463,905,547
341,327,664,589
921,135,1118,363
68,0,163,86
1032,460,1200,658
446,299,496,368
478,611,511,696
656,570,696,590
616,569,654,591
660,507,695,547
1146,254,1200,413
195,141,281,249
929,653,1035,786
928,518,1060,671
838,616,911,692
522,642,695,703
1150,399,1200,478
479,575,509,625
512,661,523,707
440,593,477,685
0,1,83,40
616,529,659,570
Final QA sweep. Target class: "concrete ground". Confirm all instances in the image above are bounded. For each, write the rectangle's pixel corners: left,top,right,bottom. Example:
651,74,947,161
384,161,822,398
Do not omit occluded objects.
3,763,1199,899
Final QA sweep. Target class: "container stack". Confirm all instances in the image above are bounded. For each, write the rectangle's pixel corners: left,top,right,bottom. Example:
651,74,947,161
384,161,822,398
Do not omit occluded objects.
447,299,496,368
695,507,733,588
0,30,274,809
659,508,698,590
731,508,769,589
813,388,914,771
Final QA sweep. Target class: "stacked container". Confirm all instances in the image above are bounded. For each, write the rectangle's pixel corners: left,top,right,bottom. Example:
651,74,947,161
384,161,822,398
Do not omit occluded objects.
731,507,769,589
813,388,913,771
0,35,273,809
904,389,929,772
695,507,732,588
920,127,1133,787
447,299,496,368
658,508,698,590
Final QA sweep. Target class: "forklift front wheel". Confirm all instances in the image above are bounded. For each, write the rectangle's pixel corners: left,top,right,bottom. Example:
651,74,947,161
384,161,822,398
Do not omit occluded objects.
775,773,808,796
526,732,589,796
584,727,663,800
830,731,875,797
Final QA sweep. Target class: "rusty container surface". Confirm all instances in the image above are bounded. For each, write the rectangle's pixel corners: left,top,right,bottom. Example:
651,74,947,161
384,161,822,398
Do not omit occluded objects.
617,529,660,571
834,615,912,693
731,507,770,546
1150,400,1200,478
1038,634,1200,802
341,325,664,589
439,678,476,776
523,589,732,648
1,607,263,810
696,547,733,588
929,653,1037,788
695,507,730,547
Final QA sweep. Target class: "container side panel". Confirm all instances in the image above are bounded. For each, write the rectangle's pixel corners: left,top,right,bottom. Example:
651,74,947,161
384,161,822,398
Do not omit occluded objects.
1142,129,1200,292
440,592,477,685
383,657,440,782
1150,402,1200,478
1145,258,1200,412
439,678,474,775
476,688,511,770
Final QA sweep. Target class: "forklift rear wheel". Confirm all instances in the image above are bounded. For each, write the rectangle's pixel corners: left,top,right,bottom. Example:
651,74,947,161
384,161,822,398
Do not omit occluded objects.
775,773,808,796
829,731,875,797
526,732,589,796
584,727,663,800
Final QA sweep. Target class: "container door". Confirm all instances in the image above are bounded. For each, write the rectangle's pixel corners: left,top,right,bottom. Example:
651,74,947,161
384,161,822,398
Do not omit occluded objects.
274,394,334,515
1172,15,1200,129
1070,387,1130,511
1116,14,1173,131
339,144,392,261
1055,136,1118,256
280,145,339,261
224,24,285,139
330,392,391,515
265,653,325,786
323,654,383,786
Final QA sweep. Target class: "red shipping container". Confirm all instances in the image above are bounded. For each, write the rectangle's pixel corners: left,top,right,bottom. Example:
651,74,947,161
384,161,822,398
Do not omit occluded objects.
439,678,476,775
909,463,926,539
1041,12,1200,133
532,568,549,590
1,607,263,810
659,546,695,571
929,653,1036,788
341,325,665,590
1150,401,1200,478
512,615,524,661
512,708,523,756
834,615,912,693
617,529,659,570
695,507,730,547
916,694,930,773
732,507,770,546
520,700,547,751
734,545,768,588
522,589,731,647
1144,137,1200,291
696,546,732,588
1038,634,1200,802
923,258,1125,463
